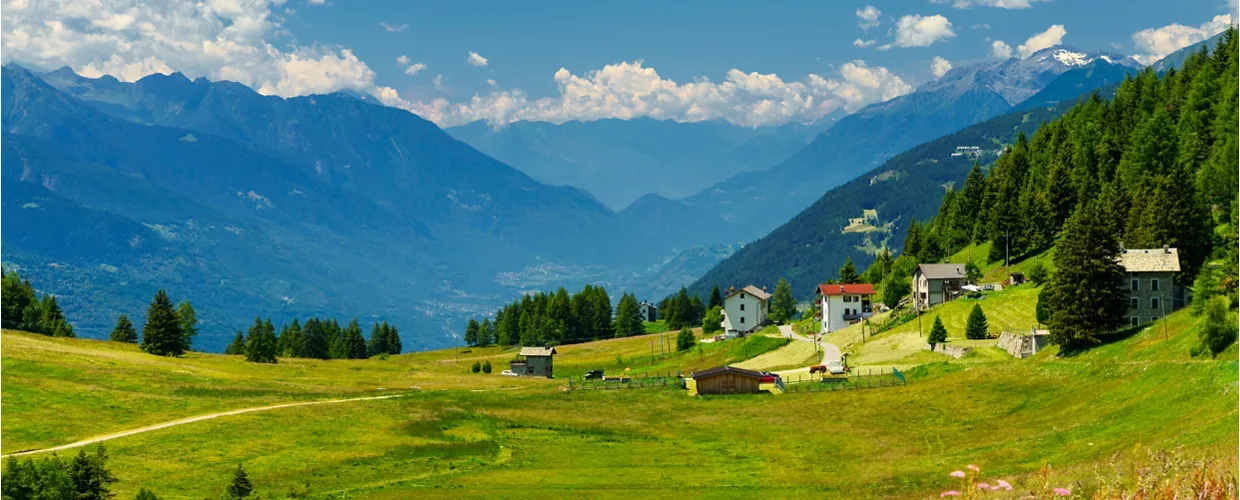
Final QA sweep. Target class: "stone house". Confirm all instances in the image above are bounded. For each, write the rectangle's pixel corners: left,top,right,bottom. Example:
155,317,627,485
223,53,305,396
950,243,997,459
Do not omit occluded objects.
912,263,968,311
722,285,770,337
1120,246,1184,326
510,346,556,378
638,301,658,322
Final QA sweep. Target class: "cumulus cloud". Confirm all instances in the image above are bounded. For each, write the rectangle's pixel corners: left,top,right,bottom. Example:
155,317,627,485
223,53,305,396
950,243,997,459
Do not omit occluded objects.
1018,25,1067,58
856,5,881,31
990,40,1014,58
466,51,488,67
397,55,410,65
432,73,447,91
1131,14,1233,65
931,0,1047,8
1,0,404,103
409,59,912,128
854,39,876,48
880,14,955,50
404,62,426,76
931,56,952,78
380,22,406,33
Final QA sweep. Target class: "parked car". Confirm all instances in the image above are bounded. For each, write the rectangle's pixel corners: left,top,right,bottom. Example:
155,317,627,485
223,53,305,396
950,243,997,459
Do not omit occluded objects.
826,360,846,375
501,370,518,377
759,371,782,383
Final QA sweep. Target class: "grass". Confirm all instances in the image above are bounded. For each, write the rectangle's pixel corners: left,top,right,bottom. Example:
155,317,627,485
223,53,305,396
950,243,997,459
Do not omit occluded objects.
2,307,1236,499
642,321,666,333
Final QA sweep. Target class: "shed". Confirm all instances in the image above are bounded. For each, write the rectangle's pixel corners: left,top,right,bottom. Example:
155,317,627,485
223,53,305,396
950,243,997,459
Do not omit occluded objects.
690,365,764,395
510,346,557,378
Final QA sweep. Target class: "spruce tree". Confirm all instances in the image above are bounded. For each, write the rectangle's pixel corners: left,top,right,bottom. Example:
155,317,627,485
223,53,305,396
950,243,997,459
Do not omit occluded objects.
110,314,138,343
1,270,36,330
385,323,402,354
176,301,198,352
928,316,948,349
224,332,246,355
368,322,388,356
244,317,278,364
134,489,161,500
224,464,253,499
965,304,989,340
464,318,480,347
592,287,613,338
838,258,861,284
343,319,368,359
770,278,796,324
141,290,184,356
282,319,302,357
68,446,116,500
300,319,330,359
1045,200,1128,348
612,293,643,338
708,285,723,309
478,318,493,347
39,295,68,337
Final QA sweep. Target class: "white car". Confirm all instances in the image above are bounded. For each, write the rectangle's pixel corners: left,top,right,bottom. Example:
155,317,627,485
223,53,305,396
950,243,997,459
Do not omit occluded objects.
826,360,846,375
501,369,519,377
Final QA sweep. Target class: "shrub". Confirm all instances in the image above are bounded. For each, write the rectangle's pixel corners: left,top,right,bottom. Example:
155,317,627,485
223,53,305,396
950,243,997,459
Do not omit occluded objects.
1192,296,1238,358
676,328,695,351
881,276,911,310
482,361,492,373
1027,262,1048,286
701,306,724,334
471,361,481,373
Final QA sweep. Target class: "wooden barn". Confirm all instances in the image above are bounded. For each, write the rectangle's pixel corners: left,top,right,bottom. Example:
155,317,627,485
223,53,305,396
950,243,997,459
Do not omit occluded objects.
690,365,764,395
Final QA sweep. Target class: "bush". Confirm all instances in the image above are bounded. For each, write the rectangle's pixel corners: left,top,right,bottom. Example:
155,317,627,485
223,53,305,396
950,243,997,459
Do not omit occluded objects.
482,361,492,373
1027,262,1048,286
470,361,481,373
1192,296,1237,358
701,306,724,334
676,328,696,351
881,276,911,310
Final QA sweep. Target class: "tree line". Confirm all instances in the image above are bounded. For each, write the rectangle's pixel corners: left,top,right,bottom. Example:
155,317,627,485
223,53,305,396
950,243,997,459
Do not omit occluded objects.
2,446,259,499
1,269,75,337
224,316,403,363
464,284,617,347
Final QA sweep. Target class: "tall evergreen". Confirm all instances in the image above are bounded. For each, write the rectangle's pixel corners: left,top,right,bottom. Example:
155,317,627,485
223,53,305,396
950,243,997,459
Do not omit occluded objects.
224,464,253,499
244,317,278,363
613,293,643,338
68,446,117,500
464,318,480,347
770,278,796,324
224,331,247,355
342,319,368,359
110,314,138,343
141,290,183,356
477,318,494,347
708,285,723,309
281,319,302,357
1045,201,1128,348
176,301,198,351
385,323,402,354
928,316,948,349
838,257,860,284
1,270,37,330
965,304,989,340
300,318,330,359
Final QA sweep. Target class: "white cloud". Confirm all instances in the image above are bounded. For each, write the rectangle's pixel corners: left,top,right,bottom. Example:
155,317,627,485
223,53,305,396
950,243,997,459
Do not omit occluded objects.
931,0,1047,8
404,62,426,76
380,22,406,33
1017,24,1066,58
466,51,488,67
1,0,405,104
432,73,447,91
1131,14,1233,65
396,55,410,66
971,23,990,30
307,0,325,4
853,39,876,48
409,59,912,128
880,14,955,50
931,56,952,78
856,5,881,31
990,40,1013,58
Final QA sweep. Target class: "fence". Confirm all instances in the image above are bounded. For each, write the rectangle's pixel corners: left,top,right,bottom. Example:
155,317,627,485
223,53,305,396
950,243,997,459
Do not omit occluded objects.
567,370,685,391
780,367,907,393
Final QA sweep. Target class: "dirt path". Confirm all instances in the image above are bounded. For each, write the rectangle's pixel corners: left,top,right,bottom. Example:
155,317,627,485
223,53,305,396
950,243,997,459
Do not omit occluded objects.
2,394,403,458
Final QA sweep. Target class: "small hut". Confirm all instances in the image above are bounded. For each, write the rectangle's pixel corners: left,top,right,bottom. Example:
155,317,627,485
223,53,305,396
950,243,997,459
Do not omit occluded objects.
690,365,764,395
510,346,556,378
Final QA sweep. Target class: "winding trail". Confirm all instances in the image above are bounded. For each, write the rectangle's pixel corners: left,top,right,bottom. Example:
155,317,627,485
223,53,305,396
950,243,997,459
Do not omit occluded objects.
779,324,842,365
2,394,403,458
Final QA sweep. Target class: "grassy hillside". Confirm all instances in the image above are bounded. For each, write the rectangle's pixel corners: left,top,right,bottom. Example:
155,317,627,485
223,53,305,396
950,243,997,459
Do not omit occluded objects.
3,307,1235,498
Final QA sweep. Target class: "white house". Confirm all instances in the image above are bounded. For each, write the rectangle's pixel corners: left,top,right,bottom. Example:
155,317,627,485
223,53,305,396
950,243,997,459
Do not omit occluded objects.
817,283,876,334
722,285,770,337
638,301,658,322
913,263,968,311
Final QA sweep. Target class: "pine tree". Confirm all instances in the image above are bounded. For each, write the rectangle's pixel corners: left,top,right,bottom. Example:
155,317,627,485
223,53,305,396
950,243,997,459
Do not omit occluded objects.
688,295,706,326
591,287,614,339
141,290,183,356
464,318,480,347
224,464,253,499
965,304,989,340
928,316,948,349
881,275,910,310
613,293,643,338
1045,201,1128,348
282,319,302,357
300,319,330,359
68,446,116,500
244,317,278,363
708,285,723,309
1,270,36,330
368,323,388,356
770,278,796,324
477,318,493,347
838,257,860,284
385,323,402,354
110,314,138,343
134,489,161,500
224,332,246,355
343,319,368,359
176,301,198,352
498,307,518,347
39,295,69,337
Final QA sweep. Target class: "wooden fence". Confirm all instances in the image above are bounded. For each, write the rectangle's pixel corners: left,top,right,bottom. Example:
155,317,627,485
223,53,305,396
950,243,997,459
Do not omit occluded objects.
780,367,906,393
567,371,685,391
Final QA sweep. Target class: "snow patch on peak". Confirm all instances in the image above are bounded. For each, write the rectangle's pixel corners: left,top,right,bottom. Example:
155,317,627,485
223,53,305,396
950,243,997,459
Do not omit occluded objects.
1052,49,1094,66
1099,55,1115,64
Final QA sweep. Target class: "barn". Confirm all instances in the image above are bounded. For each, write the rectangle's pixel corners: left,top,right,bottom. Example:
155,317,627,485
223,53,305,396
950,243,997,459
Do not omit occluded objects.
690,365,764,395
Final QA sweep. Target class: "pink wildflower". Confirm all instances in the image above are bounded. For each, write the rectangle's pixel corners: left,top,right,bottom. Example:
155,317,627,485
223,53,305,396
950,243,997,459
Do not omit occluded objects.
950,470,966,478
967,464,980,472
996,479,1013,491
1053,487,1072,496
977,483,991,490
940,491,961,498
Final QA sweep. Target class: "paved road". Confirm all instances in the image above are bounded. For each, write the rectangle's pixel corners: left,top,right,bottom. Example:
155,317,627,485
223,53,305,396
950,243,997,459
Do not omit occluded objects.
2,394,403,458
778,324,842,365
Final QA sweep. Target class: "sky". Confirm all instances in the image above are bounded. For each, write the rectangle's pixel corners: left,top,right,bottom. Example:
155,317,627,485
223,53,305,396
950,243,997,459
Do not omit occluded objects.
2,0,1236,128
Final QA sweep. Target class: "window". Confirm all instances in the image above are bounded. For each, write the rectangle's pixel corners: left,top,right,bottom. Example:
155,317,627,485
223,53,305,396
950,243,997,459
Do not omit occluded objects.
844,296,852,303
1131,297,1139,309
740,316,746,324
1151,297,1160,310
740,303,745,311
1150,316,1159,323
1131,279,1139,291
1130,317,1139,326
1151,279,1159,291
741,293,746,299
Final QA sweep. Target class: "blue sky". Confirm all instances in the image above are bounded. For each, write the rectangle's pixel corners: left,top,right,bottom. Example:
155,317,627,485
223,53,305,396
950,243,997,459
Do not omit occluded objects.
2,0,1235,127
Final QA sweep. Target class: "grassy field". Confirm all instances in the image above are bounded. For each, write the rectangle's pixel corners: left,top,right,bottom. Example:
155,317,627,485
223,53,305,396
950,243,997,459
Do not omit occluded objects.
2,307,1236,499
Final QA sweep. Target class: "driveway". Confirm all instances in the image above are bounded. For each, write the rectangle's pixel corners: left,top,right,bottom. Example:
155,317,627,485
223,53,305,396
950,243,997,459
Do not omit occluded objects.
778,324,842,365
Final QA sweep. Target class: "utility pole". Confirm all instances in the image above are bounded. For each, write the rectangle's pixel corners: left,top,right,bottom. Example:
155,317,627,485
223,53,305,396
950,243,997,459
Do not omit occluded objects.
1161,293,1168,341
1005,229,1012,285
917,308,923,337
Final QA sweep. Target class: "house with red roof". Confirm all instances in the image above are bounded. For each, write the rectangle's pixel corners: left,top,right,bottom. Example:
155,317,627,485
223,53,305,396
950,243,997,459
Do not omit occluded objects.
817,283,876,334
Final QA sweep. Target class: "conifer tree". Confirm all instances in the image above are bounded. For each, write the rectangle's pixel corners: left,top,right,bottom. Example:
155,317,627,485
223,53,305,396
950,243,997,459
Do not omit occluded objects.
300,318,330,359
68,446,116,500
928,316,948,350
612,293,643,338
498,308,518,347
343,319,367,359
478,318,493,347
965,304,989,340
244,317,278,363
110,314,138,343
385,323,402,354
40,295,70,337
368,323,388,356
708,285,723,309
141,290,184,356
770,278,796,324
1,270,36,330
591,287,613,338
224,331,246,355
1045,201,1128,348
176,301,198,352
464,318,480,347
282,319,302,357
838,257,861,284
134,489,161,500
676,328,696,351
224,464,253,499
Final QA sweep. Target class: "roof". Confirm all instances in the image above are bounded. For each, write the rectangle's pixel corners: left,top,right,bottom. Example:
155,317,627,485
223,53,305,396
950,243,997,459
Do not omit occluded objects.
518,346,557,357
691,365,765,380
818,283,876,296
914,263,966,280
639,302,657,309
1119,247,1181,273
725,285,771,301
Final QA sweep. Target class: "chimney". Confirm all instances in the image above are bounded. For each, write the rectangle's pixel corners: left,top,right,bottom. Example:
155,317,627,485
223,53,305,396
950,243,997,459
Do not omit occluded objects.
1163,245,1170,253
762,286,767,292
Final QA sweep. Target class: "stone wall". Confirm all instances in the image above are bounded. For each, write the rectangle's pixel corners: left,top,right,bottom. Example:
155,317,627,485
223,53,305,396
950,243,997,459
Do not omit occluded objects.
997,331,1049,359
924,343,973,359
